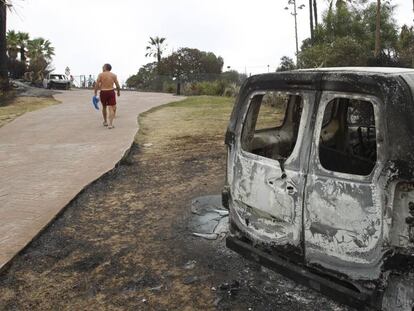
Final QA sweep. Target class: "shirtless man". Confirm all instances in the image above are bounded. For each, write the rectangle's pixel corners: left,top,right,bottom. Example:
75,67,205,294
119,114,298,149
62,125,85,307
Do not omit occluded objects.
94,63,120,129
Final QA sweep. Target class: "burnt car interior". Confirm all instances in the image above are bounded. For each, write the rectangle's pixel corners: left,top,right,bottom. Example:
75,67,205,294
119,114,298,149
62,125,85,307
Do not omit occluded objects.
49,74,65,80
241,92,303,163
319,98,377,176
241,93,377,176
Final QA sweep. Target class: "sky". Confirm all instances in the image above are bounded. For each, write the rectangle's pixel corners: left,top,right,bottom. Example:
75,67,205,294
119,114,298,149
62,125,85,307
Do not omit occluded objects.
7,0,414,84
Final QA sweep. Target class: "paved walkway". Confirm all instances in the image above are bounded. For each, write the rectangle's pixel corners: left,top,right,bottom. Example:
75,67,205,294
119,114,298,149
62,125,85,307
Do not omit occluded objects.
0,90,183,271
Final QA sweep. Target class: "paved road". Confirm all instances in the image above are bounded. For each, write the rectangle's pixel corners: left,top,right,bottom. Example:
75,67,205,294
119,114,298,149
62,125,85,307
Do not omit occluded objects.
0,90,183,271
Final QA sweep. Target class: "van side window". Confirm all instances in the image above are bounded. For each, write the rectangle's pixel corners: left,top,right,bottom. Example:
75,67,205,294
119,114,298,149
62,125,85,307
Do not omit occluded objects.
242,92,303,162
319,98,377,175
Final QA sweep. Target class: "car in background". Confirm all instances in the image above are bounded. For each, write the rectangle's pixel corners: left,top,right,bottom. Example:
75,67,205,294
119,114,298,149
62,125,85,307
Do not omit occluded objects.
43,73,71,90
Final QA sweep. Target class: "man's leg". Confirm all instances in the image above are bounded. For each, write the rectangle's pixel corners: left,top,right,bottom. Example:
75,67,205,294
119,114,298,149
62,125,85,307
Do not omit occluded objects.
102,105,108,126
108,105,115,128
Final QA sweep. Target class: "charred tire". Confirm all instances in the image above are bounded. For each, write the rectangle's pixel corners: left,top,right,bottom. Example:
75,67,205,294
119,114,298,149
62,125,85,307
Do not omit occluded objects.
381,273,414,311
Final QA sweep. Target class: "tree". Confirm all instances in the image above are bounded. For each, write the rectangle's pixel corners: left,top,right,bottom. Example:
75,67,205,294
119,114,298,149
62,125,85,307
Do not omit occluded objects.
16,31,29,63
221,70,247,84
6,29,18,59
362,1,398,63
6,30,27,78
27,37,55,83
299,1,399,68
200,52,224,75
158,47,223,82
27,37,54,61
397,25,414,67
374,0,381,58
0,0,11,90
145,36,166,63
126,62,158,89
277,56,296,71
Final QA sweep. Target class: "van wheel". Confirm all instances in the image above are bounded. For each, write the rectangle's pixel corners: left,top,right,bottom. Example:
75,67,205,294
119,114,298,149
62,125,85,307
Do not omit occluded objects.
382,273,414,311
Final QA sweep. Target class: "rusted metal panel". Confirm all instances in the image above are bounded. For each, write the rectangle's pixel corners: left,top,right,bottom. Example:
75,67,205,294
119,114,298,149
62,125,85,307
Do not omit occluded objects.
225,68,414,308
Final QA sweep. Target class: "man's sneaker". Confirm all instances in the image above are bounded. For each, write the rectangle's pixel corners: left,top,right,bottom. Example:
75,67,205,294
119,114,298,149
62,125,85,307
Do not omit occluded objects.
103,121,108,127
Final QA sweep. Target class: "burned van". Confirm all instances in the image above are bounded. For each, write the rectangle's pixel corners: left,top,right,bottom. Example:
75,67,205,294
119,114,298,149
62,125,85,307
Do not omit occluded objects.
223,68,414,310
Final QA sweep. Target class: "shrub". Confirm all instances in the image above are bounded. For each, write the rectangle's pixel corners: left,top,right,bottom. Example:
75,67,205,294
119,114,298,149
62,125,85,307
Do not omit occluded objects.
182,80,230,96
223,83,240,97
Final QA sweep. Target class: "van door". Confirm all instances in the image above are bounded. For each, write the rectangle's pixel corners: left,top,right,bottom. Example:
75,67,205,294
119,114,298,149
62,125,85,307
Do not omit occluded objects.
304,92,385,279
231,91,313,249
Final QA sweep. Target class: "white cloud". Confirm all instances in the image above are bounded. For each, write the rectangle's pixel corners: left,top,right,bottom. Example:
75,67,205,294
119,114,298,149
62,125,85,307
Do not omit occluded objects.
7,0,413,83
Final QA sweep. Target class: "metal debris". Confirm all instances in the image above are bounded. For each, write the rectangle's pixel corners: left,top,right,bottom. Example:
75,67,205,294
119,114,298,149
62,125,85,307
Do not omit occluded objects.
189,195,229,240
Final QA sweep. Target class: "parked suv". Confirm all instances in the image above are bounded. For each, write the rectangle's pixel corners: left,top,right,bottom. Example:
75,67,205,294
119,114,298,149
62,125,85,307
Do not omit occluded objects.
223,68,414,310
43,73,70,90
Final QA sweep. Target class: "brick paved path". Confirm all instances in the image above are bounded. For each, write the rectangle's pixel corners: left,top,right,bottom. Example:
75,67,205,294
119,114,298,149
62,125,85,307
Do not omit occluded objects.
0,90,183,271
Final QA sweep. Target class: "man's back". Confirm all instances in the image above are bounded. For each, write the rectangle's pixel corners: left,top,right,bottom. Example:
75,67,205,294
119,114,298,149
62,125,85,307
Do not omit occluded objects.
98,71,118,90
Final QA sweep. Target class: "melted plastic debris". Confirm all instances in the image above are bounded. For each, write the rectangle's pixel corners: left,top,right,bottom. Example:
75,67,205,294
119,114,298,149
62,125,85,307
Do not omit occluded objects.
189,195,229,240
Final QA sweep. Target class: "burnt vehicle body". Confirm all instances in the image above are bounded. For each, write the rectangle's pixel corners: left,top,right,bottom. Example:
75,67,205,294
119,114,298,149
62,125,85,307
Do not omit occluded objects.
43,73,71,90
223,68,414,310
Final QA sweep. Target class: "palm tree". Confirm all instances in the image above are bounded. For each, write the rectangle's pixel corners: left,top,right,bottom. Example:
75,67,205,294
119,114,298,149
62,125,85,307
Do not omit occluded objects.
16,31,29,63
27,37,55,61
27,38,55,82
6,29,18,60
0,0,11,90
145,36,166,63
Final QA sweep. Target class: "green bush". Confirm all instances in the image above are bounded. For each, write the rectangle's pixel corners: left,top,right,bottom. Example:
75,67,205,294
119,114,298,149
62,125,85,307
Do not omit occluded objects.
162,81,175,93
223,83,240,97
182,80,230,96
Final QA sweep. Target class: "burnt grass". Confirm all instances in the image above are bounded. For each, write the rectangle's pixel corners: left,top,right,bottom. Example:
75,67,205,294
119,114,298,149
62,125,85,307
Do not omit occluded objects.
0,97,351,311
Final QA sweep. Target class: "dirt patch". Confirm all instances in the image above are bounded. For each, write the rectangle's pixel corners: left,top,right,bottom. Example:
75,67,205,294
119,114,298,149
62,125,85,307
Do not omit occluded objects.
0,96,60,128
0,96,351,310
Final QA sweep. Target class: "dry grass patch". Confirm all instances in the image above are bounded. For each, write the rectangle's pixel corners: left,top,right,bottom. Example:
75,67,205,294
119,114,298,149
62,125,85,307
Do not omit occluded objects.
0,96,60,128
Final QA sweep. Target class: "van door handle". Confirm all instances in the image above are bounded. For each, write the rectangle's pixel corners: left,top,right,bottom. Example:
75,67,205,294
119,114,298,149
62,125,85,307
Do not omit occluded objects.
286,185,295,194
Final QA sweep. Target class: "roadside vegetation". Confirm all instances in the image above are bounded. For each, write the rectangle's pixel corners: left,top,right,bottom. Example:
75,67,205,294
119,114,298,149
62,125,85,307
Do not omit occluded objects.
127,42,246,97
279,0,414,70
0,96,59,128
1,0,56,96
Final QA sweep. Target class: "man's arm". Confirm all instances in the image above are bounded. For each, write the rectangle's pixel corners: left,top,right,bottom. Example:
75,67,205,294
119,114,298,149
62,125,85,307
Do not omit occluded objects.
94,74,101,96
114,75,121,97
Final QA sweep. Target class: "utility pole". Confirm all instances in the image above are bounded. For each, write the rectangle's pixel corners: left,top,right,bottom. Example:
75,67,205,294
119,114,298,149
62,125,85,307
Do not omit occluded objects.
313,0,318,26
293,1,299,64
309,0,314,40
285,0,305,67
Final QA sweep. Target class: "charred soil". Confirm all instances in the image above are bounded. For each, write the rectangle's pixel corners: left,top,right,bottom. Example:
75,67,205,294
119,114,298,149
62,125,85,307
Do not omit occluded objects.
0,96,351,311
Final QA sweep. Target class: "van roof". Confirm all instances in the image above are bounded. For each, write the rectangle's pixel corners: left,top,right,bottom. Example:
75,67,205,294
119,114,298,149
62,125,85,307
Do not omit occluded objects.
295,67,414,75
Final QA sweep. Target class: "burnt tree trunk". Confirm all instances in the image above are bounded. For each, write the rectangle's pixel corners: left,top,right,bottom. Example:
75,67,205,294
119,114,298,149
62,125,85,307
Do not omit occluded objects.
0,0,8,90
374,0,381,58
